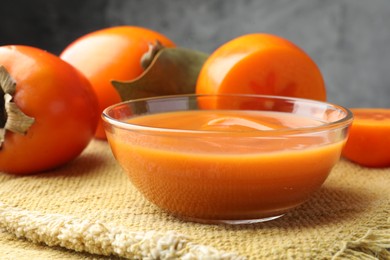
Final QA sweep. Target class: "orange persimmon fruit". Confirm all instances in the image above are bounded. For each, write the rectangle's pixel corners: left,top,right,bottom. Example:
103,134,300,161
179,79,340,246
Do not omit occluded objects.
196,33,326,109
0,45,99,174
342,108,390,167
60,26,176,139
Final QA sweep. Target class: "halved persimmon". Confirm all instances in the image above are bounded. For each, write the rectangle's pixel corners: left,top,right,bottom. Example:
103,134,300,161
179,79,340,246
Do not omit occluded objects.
342,108,390,167
196,34,326,109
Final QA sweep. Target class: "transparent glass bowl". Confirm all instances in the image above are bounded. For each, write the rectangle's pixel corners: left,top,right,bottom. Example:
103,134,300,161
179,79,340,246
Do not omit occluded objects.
102,94,353,224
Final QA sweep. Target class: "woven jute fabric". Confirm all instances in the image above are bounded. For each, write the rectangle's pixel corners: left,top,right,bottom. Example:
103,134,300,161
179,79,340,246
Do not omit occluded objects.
0,140,389,259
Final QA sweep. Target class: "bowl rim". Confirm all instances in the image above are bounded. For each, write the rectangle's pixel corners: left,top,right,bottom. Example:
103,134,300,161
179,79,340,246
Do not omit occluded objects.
102,94,354,135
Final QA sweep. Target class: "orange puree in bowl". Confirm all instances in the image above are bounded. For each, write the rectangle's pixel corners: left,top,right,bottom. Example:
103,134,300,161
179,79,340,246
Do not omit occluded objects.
106,110,345,221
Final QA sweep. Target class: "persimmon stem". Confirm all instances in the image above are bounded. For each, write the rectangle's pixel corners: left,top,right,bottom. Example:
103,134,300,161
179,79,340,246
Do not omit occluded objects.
0,66,35,148
140,40,165,70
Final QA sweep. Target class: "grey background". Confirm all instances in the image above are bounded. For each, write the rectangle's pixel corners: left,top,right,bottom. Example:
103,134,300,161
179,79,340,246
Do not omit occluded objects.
1,0,389,108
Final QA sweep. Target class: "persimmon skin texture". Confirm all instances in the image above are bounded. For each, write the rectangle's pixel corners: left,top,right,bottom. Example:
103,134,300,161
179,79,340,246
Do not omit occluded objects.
342,108,390,168
196,34,326,106
0,45,99,175
60,26,176,139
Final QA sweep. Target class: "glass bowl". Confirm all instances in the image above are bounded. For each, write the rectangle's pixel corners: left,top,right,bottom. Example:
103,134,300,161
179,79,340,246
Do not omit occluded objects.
102,94,353,224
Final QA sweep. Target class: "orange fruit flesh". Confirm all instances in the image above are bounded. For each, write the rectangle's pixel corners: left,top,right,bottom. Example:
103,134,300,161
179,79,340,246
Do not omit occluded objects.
342,108,390,167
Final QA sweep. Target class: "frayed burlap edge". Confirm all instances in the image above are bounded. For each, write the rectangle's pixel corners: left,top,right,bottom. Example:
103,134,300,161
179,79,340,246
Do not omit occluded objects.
332,209,390,260
0,202,245,260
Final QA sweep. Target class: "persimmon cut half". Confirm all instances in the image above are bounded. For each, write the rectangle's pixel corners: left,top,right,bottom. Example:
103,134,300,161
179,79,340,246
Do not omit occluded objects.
196,34,326,109
342,108,390,167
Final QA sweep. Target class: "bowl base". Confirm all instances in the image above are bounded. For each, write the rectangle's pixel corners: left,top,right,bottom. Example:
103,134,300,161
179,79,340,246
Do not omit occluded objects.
181,214,285,225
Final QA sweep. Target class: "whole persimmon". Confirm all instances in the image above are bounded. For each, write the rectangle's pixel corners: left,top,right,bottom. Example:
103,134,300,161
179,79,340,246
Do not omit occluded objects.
60,26,176,139
196,34,326,108
0,45,99,175
342,108,390,167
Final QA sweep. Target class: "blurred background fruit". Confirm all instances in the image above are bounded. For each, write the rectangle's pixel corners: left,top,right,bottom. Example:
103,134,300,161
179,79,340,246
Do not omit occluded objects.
0,0,389,109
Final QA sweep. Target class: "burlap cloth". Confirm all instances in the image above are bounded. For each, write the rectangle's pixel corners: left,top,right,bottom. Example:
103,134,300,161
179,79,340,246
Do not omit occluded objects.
0,140,389,259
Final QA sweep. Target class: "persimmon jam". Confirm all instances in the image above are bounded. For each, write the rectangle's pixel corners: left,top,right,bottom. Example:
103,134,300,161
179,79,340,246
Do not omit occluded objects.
105,110,346,223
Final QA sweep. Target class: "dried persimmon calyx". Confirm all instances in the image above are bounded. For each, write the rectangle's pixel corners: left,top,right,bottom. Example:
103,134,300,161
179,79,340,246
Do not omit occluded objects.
0,66,35,148
112,44,209,101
